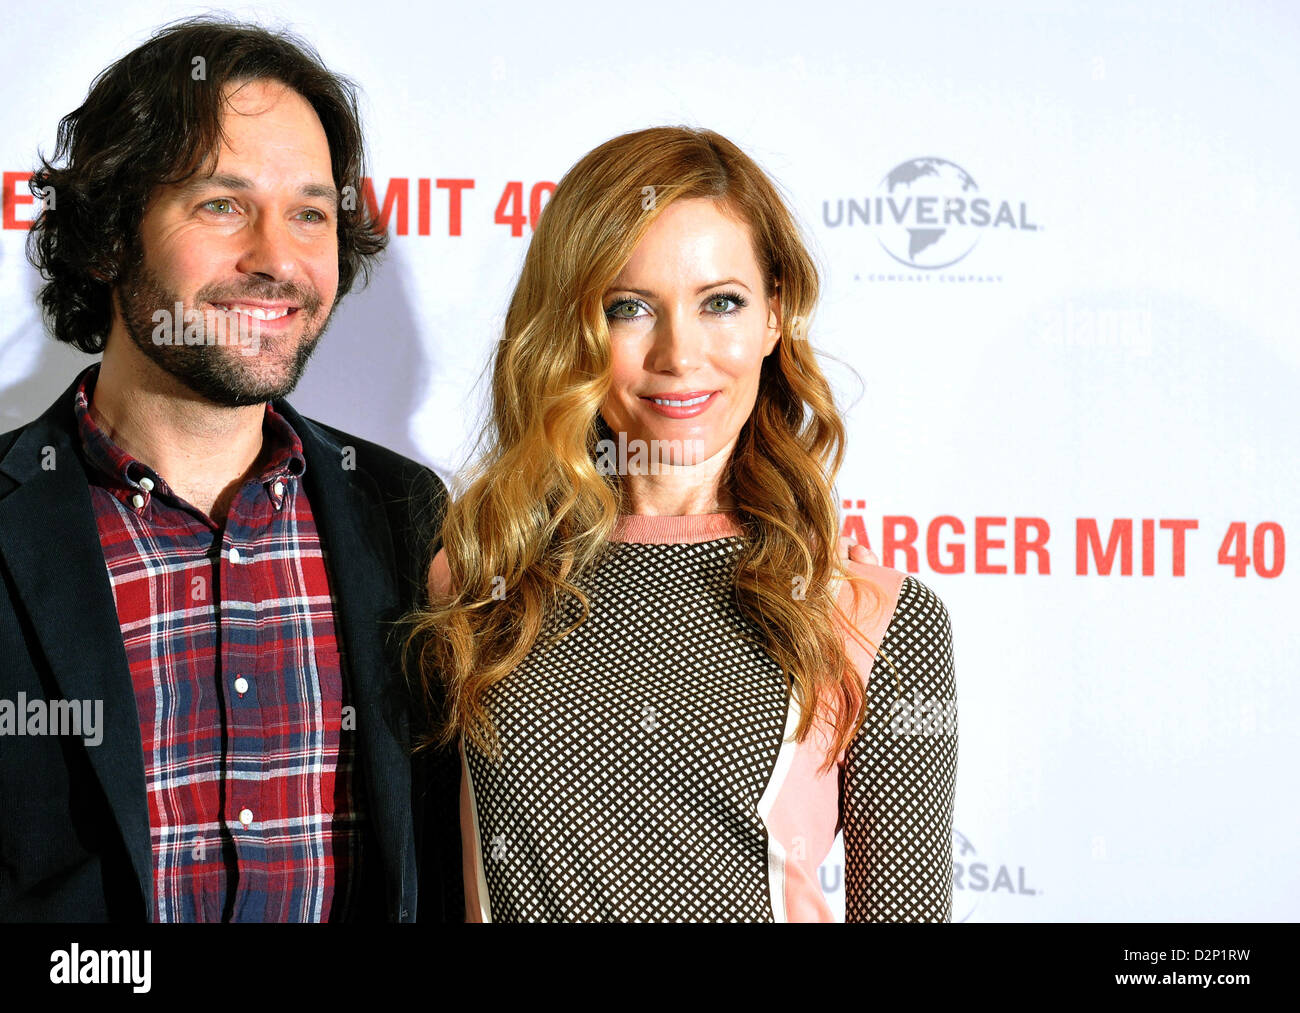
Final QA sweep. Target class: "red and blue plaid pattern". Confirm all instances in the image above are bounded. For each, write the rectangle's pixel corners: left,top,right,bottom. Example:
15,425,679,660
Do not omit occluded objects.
73,366,364,922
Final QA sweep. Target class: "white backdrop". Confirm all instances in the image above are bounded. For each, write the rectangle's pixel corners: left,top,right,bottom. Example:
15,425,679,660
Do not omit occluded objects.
2,0,1296,921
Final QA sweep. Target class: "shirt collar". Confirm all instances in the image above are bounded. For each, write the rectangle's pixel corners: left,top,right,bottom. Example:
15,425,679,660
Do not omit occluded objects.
72,363,307,508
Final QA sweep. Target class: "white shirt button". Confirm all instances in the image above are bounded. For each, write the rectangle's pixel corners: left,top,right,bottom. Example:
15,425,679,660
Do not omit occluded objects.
138,477,155,492
272,480,285,498
238,808,254,826
234,676,249,694
229,547,241,564
130,494,145,509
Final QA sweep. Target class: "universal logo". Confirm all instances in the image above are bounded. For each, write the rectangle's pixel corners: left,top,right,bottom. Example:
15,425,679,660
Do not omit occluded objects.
953,828,1038,922
823,157,1040,271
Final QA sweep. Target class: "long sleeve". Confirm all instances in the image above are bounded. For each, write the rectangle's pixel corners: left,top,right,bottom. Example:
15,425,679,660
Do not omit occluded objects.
842,575,958,921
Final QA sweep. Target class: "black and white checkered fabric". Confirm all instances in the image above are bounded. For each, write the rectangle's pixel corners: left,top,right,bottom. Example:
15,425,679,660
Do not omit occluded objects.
464,536,956,922
844,575,957,922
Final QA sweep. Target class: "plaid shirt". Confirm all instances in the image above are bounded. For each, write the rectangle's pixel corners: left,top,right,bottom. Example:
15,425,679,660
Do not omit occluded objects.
73,365,364,922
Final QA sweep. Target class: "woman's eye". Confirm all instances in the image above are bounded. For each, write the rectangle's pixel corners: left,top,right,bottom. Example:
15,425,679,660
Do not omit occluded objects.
706,292,747,314
605,299,645,320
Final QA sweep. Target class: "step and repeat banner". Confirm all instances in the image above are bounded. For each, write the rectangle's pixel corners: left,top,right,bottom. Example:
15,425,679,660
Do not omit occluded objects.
1,1,1295,921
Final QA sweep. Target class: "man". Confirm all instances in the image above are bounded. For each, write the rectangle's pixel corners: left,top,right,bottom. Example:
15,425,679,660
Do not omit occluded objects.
0,18,460,921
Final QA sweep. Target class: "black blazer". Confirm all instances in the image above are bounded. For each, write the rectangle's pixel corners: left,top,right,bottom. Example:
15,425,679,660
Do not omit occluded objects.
0,372,462,922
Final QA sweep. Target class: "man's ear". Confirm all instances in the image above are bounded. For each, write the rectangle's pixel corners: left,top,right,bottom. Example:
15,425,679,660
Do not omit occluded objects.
764,283,782,357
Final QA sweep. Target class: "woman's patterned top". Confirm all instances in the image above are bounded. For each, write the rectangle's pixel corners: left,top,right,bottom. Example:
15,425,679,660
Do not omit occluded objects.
430,512,957,922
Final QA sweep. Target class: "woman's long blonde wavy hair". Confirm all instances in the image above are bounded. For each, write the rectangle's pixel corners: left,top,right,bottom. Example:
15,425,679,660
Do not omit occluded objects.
409,126,889,773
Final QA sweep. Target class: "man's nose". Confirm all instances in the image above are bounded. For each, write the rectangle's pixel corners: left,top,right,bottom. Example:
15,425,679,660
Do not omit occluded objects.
235,214,300,284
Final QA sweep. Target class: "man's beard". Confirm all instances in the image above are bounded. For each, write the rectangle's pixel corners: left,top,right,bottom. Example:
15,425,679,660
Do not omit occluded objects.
116,249,333,407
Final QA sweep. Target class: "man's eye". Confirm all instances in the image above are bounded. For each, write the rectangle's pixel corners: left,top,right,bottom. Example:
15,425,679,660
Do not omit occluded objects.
300,208,326,223
203,198,235,214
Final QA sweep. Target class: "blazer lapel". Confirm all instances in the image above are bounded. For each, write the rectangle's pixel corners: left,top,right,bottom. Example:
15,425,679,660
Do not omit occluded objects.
280,404,416,919
0,380,153,912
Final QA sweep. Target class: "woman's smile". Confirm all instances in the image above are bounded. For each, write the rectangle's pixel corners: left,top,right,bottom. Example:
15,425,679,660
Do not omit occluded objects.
639,389,720,419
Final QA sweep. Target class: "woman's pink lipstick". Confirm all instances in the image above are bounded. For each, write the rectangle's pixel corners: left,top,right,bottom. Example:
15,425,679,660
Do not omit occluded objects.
640,390,718,419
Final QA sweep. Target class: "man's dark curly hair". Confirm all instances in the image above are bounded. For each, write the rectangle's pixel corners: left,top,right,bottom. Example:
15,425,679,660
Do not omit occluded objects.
26,16,388,354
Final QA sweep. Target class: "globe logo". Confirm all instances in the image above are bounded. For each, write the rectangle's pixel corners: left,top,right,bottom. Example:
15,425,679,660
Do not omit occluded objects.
876,157,981,270
822,157,1037,272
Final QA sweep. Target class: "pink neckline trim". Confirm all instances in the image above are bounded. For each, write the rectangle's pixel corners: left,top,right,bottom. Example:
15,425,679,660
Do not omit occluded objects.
610,512,743,544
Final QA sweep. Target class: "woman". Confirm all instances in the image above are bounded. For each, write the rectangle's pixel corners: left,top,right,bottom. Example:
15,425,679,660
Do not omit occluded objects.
412,126,957,922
